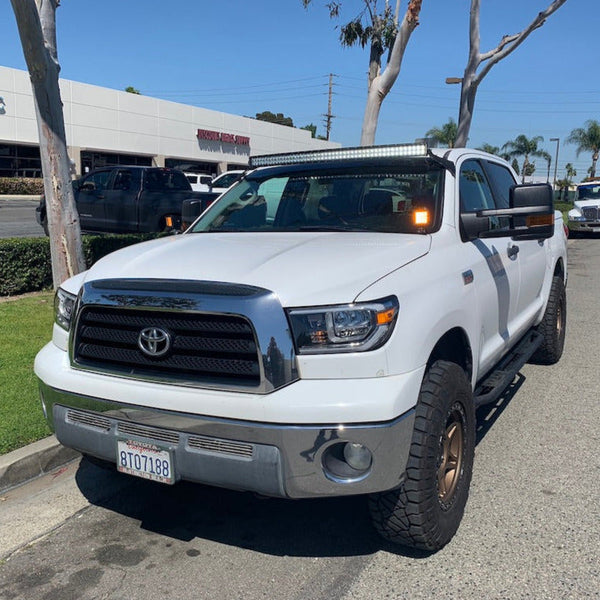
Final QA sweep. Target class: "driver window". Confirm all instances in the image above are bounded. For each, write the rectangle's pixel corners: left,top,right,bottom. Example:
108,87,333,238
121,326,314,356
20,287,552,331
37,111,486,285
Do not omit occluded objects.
459,160,495,213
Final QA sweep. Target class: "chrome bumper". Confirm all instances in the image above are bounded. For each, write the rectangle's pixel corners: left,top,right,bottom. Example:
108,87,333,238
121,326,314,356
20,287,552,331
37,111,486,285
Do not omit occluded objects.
40,381,415,499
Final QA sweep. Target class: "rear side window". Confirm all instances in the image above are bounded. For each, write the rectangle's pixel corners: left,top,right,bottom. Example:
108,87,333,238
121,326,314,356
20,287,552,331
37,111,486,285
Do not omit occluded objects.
145,169,191,191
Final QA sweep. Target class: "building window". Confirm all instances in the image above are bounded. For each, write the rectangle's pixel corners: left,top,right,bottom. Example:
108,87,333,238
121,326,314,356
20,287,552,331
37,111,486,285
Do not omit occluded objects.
80,151,152,174
0,143,42,178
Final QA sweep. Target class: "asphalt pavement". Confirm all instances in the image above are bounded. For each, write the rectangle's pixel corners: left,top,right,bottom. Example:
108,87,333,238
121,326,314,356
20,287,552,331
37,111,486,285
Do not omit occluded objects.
0,236,598,600
0,195,45,238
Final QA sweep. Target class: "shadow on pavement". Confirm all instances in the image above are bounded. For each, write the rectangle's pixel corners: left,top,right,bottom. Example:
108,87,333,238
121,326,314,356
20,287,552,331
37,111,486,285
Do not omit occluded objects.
74,372,527,560
75,457,387,559
475,372,525,445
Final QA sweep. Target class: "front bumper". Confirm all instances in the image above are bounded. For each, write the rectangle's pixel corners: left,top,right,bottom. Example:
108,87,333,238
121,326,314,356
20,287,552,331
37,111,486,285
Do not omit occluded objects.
568,219,600,232
40,381,415,499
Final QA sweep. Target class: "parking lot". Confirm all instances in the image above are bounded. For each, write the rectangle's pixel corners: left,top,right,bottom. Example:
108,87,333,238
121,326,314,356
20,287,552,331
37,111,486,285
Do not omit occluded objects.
0,236,598,600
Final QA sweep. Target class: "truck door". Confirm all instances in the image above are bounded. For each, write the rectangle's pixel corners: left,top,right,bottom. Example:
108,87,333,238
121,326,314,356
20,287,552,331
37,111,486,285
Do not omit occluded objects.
482,160,547,333
458,159,521,375
75,169,111,231
102,168,141,233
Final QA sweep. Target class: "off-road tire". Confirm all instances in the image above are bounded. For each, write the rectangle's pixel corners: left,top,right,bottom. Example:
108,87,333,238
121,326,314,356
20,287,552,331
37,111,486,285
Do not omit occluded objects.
368,360,475,552
530,275,566,365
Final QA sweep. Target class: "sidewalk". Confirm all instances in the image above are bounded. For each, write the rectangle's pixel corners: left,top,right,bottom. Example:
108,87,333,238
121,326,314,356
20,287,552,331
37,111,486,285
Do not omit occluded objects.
0,436,80,494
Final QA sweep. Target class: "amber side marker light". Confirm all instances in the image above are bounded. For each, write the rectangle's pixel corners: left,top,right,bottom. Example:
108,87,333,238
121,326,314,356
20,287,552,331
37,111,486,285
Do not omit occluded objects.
376,307,397,325
413,209,430,227
526,214,554,227
165,216,174,228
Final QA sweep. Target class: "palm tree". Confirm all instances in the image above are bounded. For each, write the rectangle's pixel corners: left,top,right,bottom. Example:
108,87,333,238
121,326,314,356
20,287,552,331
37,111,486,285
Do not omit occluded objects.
477,143,500,155
426,118,458,148
540,150,552,183
566,120,600,180
502,135,546,183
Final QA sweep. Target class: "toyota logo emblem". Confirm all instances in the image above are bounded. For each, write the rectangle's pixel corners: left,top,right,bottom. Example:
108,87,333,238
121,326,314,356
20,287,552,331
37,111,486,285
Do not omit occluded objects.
138,327,171,357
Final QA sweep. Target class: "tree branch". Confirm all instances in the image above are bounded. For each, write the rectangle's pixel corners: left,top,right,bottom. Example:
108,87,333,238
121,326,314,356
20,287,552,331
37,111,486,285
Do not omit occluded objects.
475,0,567,85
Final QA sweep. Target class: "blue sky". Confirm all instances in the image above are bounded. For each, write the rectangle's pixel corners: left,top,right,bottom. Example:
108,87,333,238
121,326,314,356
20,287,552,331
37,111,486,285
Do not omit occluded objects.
2,0,597,181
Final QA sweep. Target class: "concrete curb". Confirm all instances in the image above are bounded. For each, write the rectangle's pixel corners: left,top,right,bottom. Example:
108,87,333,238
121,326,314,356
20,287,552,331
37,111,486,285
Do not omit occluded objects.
0,436,80,494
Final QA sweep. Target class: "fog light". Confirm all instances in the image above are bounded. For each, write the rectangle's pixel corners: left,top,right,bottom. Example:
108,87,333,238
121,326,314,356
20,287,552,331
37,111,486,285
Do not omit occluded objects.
343,443,372,470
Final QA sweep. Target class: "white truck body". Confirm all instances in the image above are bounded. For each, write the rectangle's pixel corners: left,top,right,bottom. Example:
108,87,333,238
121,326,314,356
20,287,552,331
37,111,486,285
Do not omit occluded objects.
35,144,567,550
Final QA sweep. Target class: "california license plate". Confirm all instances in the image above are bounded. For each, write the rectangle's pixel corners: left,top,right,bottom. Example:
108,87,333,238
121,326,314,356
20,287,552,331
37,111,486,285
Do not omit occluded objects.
117,439,174,484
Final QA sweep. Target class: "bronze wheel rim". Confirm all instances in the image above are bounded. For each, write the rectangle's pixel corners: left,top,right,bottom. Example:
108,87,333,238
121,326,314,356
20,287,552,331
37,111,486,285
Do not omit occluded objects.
438,406,465,505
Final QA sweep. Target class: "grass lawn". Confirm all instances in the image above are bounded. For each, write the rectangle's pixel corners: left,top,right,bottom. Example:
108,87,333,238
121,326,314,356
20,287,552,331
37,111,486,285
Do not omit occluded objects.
0,291,54,455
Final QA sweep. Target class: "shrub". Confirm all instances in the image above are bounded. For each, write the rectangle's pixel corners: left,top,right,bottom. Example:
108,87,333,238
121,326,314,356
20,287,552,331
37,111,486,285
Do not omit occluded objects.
0,177,44,195
0,234,164,296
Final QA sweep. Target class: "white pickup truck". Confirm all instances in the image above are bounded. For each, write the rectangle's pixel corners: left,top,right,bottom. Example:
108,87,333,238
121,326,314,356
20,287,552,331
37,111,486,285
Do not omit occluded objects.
35,144,567,551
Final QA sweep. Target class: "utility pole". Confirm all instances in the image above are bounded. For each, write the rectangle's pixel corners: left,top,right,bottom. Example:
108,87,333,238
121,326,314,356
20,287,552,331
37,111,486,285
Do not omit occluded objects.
323,73,336,141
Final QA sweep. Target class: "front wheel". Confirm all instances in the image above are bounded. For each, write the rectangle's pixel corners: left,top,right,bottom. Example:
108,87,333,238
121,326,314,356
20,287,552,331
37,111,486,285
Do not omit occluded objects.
369,360,475,552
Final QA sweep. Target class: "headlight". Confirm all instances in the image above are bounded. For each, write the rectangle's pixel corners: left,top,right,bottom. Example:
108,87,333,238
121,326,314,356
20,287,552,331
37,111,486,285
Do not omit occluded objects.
54,288,77,331
287,296,398,354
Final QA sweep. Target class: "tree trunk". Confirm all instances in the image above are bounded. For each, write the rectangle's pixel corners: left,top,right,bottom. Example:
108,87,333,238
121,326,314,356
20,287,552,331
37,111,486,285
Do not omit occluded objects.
455,0,567,149
11,0,85,288
591,152,599,179
360,0,422,146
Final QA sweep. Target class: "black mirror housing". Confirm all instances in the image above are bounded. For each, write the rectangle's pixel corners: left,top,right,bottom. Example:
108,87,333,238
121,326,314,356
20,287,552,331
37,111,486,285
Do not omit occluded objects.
463,183,555,241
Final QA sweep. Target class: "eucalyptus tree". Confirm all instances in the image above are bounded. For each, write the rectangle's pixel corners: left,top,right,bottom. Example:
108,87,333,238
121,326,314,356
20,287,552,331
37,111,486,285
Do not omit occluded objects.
10,0,85,287
502,135,547,183
425,118,458,148
302,0,423,145
454,0,567,148
566,120,600,180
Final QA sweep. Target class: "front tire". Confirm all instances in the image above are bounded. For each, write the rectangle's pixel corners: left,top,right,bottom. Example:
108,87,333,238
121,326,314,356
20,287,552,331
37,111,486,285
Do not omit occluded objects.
369,360,475,552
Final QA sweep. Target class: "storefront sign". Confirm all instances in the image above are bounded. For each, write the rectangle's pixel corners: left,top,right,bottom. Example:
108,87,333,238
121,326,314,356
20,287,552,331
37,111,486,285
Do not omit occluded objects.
197,128,250,146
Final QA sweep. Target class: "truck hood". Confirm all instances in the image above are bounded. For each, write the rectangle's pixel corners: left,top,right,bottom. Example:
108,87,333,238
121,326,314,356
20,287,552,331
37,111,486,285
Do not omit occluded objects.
83,232,431,306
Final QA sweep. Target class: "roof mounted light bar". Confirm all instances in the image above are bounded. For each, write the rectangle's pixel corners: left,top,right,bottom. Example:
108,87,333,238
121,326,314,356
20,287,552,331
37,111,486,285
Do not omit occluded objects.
249,143,429,168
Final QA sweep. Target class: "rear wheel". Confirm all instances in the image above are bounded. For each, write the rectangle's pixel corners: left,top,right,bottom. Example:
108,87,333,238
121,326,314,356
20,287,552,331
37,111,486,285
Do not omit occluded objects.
369,360,475,551
530,275,566,365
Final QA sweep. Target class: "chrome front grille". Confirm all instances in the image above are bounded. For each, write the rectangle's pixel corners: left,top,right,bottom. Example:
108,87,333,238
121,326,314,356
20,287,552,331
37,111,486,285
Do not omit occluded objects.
66,408,254,459
118,421,180,444
73,306,261,387
67,409,110,431
582,206,600,221
187,435,254,458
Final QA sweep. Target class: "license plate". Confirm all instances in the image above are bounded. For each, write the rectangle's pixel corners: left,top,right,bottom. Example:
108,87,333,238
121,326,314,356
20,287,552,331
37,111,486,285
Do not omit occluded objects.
117,439,174,484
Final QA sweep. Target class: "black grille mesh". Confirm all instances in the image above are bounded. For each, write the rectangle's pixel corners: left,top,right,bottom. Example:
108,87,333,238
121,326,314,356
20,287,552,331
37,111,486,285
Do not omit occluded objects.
74,306,261,386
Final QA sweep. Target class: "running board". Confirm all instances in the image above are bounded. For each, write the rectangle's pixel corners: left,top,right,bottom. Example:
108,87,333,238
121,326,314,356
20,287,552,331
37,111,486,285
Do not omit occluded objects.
474,330,543,408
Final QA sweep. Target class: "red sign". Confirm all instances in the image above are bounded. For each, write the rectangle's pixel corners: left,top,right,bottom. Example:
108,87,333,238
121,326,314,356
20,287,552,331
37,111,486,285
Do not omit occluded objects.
197,129,250,146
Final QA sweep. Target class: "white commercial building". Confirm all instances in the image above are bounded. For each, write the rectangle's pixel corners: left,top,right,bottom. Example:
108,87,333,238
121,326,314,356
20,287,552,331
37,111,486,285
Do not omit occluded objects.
0,65,338,179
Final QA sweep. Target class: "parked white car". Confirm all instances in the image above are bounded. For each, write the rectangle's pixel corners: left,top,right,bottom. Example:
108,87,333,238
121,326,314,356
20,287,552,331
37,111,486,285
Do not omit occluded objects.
209,170,244,193
35,144,567,552
568,181,600,233
184,172,214,192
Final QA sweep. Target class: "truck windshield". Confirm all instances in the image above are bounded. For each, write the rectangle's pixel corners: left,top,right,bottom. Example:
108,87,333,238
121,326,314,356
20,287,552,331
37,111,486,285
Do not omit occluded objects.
577,183,600,200
189,166,443,234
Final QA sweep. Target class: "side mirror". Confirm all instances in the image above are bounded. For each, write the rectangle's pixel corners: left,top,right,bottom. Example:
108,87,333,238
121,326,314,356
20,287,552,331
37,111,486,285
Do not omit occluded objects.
464,184,554,241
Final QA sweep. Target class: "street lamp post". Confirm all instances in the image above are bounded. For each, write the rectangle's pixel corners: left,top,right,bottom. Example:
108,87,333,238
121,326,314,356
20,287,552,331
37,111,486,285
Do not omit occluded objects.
550,137,560,191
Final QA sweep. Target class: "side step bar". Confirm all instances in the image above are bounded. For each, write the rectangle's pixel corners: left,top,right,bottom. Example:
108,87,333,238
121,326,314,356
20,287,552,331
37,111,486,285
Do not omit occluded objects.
474,329,543,408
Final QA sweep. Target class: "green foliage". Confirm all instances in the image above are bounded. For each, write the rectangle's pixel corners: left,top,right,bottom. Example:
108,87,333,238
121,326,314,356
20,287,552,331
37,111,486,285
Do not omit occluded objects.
426,118,458,148
0,177,44,195
125,86,141,94
255,111,294,127
0,238,53,296
0,292,54,454
301,123,318,138
0,234,162,297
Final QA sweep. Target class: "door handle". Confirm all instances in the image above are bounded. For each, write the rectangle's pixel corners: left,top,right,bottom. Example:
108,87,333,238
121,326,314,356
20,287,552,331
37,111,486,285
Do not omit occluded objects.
507,244,519,258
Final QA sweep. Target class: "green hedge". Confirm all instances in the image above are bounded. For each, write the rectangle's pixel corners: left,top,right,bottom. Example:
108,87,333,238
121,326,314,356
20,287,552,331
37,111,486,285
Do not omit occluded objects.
0,177,44,195
0,234,162,296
